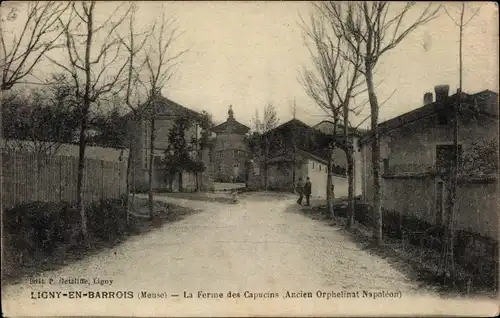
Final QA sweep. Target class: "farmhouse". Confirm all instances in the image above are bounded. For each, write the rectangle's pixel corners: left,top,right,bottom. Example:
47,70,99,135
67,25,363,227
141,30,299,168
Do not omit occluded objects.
360,85,499,241
125,95,212,192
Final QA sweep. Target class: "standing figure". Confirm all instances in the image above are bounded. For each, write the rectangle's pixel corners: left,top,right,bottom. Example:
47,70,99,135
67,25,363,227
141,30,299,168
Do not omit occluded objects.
303,177,312,206
296,177,304,205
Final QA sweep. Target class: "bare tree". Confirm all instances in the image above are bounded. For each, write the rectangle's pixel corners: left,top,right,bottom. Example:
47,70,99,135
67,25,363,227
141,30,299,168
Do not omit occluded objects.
299,3,365,221
137,11,187,219
261,102,279,191
47,1,131,239
325,2,440,245
440,2,481,284
0,2,69,252
116,3,153,224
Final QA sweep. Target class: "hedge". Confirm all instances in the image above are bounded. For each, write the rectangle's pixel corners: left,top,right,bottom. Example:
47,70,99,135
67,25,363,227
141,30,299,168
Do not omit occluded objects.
4,197,128,260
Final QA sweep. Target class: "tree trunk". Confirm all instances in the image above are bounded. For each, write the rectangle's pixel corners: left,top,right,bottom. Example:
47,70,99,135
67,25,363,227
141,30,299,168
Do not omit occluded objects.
292,146,296,193
0,89,4,274
366,66,383,246
264,136,269,191
125,137,133,225
178,172,183,192
195,172,200,192
346,148,355,228
326,147,334,216
131,136,136,206
77,1,94,241
196,147,203,192
441,3,465,284
76,114,88,239
148,115,155,219
342,99,355,229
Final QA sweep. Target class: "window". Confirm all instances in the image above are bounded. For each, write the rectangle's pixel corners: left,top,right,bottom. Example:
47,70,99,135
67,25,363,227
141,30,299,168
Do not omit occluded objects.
383,158,390,174
436,144,462,171
319,165,322,172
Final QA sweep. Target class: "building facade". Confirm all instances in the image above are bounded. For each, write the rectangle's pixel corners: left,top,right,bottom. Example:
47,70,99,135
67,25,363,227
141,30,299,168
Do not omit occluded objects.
211,105,251,182
127,95,212,192
257,118,354,198
313,120,366,197
360,86,499,240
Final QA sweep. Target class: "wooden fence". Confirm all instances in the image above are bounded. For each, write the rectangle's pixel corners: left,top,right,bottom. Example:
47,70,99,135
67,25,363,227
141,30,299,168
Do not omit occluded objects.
2,151,127,209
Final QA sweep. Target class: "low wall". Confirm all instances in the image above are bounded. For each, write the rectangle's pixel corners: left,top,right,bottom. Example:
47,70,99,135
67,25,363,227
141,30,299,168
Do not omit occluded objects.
382,176,498,240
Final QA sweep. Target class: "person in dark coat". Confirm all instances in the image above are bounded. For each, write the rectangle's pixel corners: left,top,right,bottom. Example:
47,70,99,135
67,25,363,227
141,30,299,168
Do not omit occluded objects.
303,177,312,206
296,177,304,205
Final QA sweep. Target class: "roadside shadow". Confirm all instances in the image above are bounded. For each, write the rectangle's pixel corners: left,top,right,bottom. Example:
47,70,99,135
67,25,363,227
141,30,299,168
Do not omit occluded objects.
286,202,497,298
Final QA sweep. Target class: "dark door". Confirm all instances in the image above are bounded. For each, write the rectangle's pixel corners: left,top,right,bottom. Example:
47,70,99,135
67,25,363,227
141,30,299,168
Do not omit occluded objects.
436,181,444,225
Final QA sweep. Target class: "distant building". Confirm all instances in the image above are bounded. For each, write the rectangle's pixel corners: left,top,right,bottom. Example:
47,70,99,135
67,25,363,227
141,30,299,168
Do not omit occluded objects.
313,120,367,197
211,105,251,182
125,95,212,192
257,118,355,198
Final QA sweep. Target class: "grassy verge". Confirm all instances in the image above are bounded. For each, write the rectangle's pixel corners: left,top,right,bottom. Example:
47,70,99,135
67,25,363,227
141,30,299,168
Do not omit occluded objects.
2,198,197,286
296,203,498,298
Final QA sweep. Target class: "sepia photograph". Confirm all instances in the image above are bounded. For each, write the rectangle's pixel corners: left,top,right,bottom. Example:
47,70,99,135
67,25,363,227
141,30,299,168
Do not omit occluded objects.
1,1,499,316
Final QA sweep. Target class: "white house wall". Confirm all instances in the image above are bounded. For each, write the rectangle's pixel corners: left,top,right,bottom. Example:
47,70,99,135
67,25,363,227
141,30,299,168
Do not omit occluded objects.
305,159,349,199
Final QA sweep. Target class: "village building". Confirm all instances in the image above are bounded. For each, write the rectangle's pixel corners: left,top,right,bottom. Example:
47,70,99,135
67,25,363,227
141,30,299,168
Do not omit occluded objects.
256,118,353,198
126,95,212,192
360,85,499,242
313,120,367,198
210,105,251,183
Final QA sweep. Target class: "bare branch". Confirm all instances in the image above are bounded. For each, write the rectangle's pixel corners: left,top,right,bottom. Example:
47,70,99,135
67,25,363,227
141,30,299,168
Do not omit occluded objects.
299,2,366,139
1,1,70,90
443,5,461,27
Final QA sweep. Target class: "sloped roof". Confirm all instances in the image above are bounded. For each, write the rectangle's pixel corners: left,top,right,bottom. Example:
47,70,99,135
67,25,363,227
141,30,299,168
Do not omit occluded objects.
314,120,368,136
266,118,311,133
123,95,201,120
263,118,332,161
211,117,250,134
360,89,498,144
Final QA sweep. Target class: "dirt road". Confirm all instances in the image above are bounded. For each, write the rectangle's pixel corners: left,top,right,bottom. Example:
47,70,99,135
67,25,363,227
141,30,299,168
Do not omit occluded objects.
3,192,495,316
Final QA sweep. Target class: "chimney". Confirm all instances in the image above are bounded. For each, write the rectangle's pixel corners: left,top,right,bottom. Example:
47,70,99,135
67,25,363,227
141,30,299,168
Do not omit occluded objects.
434,85,450,102
423,92,433,105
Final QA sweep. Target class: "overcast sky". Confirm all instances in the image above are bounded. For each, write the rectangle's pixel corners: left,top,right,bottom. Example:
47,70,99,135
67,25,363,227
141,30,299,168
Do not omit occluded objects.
4,1,498,129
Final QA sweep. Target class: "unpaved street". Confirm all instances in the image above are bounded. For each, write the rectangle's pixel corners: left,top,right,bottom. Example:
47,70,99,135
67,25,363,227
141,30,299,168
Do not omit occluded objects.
3,192,493,316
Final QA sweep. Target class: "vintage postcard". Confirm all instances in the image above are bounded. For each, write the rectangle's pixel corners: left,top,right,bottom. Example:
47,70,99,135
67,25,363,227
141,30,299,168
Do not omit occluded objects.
1,1,499,317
